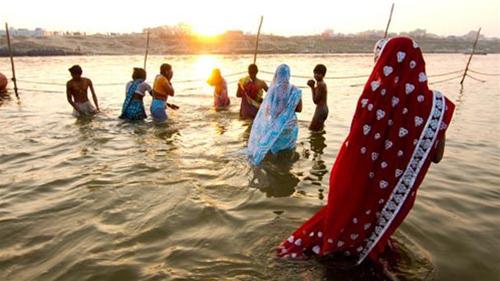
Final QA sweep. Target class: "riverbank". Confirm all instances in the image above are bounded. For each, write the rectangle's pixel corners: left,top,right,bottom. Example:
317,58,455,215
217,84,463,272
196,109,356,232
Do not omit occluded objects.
1,33,499,56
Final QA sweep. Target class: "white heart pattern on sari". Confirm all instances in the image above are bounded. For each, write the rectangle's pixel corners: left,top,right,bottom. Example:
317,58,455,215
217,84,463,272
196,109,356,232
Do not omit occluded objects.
379,180,389,189
399,127,408,137
395,169,403,177
363,124,371,135
383,66,393,76
397,51,406,63
376,109,385,120
385,140,393,150
405,83,415,94
391,96,399,107
415,116,424,127
371,81,380,91
419,72,427,82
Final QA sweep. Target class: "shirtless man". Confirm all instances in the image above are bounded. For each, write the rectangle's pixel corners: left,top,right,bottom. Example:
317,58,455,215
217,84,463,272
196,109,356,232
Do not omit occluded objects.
307,64,328,131
66,65,100,117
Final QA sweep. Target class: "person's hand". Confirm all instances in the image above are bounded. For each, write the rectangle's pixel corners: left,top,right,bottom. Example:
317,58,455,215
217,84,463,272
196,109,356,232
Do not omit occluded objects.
307,79,315,88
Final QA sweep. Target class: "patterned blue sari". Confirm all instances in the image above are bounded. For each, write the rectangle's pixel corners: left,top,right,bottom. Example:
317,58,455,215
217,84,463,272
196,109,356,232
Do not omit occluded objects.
119,80,147,120
247,64,302,165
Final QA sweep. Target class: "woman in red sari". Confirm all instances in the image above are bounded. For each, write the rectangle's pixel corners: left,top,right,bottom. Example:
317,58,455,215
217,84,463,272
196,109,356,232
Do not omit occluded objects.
277,37,455,267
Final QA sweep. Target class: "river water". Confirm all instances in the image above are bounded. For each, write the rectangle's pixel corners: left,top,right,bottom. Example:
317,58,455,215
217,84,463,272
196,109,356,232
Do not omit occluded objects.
0,54,499,281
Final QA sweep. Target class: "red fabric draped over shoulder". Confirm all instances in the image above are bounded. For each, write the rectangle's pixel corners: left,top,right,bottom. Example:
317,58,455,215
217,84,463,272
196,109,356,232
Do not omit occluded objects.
277,37,455,264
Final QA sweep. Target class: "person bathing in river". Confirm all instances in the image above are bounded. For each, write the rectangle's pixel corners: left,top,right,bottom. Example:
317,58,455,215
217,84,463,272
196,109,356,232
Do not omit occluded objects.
207,68,230,111
119,67,152,120
237,64,268,119
277,37,455,276
66,65,100,117
151,63,177,123
247,64,302,165
307,64,329,131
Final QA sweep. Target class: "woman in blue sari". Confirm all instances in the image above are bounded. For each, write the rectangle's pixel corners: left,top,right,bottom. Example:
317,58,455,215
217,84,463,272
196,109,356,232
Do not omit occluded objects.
247,64,302,165
119,68,152,120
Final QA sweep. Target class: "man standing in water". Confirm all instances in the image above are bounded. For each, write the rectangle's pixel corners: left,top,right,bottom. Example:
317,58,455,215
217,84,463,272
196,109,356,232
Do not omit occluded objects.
237,64,268,119
66,65,100,117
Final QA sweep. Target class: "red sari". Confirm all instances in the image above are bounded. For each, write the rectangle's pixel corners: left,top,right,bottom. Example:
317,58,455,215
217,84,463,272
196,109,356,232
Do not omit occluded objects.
277,37,455,264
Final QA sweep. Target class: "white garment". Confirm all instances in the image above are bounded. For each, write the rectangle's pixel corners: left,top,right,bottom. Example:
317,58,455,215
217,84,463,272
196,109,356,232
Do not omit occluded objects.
126,81,152,97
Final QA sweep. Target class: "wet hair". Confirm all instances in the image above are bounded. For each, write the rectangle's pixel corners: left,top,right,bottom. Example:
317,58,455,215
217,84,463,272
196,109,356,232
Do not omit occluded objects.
132,67,146,80
248,64,258,73
313,64,327,76
160,63,172,75
68,65,82,75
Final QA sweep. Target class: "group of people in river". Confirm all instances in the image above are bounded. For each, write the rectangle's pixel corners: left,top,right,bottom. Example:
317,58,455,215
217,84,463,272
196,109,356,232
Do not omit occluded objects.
64,36,454,274
65,61,330,131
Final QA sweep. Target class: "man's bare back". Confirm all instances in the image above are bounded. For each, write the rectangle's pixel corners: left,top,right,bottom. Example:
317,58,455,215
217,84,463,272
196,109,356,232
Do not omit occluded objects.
67,77,92,103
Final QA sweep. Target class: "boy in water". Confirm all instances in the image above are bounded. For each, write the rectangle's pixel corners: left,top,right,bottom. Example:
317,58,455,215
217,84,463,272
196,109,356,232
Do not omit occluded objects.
66,65,100,117
307,64,328,131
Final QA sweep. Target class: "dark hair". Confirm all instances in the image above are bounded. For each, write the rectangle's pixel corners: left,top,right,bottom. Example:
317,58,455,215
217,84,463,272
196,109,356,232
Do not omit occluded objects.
132,67,146,80
248,64,258,73
68,65,82,75
160,63,172,75
313,64,327,76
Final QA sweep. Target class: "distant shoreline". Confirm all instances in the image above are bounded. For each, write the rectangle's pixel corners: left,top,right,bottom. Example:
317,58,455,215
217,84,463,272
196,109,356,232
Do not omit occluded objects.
0,51,494,58
1,33,499,57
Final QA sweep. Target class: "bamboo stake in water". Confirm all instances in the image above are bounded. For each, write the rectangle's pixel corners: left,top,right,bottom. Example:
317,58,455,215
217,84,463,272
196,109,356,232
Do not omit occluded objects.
253,16,264,64
144,29,150,70
5,22,19,98
460,27,481,85
384,3,395,38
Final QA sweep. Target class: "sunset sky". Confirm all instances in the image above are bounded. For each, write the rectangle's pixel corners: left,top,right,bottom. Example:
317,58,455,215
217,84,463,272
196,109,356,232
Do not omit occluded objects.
1,0,499,37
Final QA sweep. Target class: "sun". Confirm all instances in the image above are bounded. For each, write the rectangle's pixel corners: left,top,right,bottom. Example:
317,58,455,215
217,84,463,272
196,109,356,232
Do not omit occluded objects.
194,55,221,87
192,24,225,38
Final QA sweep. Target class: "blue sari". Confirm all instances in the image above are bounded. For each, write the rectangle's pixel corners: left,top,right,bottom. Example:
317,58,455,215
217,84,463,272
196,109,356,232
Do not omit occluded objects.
247,64,302,165
119,80,147,120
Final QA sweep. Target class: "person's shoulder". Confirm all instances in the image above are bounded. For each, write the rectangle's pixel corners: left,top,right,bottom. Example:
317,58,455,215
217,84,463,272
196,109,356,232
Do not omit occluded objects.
83,77,93,84
66,79,73,86
318,81,327,89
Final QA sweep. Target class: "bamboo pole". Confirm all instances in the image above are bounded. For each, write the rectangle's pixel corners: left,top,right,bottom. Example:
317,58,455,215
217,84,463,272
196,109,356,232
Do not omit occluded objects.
5,22,19,98
384,3,395,38
144,29,150,69
460,27,481,85
253,16,264,64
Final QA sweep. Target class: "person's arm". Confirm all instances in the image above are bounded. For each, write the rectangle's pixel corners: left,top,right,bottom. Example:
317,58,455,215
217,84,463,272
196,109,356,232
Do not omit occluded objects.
163,79,175,97
236,82,244,97
307,79,317,104
88,79,100,111
262,80,269,92
295,99,302,112
432,134,446,163
314,83,327,105
66,83,81,114
146,83,153,96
